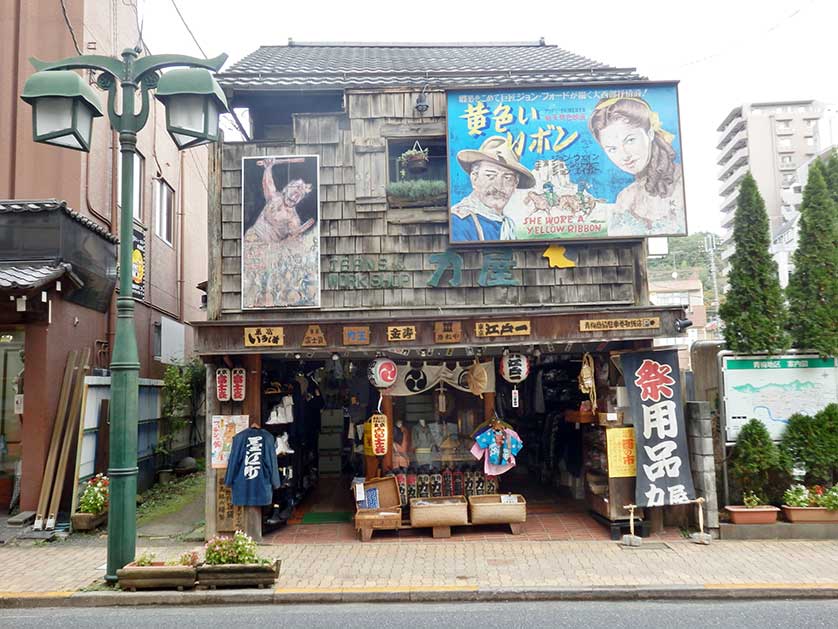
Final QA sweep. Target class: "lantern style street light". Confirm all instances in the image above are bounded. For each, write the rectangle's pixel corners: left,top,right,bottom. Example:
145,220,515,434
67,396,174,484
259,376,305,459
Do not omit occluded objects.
20,46,227,583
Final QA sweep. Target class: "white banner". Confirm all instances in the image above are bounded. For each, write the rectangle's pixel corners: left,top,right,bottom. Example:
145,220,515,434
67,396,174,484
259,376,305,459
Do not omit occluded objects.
386,360,495,397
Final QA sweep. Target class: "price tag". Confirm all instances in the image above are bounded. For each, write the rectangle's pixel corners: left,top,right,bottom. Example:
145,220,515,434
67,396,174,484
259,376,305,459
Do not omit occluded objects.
500,494,518,504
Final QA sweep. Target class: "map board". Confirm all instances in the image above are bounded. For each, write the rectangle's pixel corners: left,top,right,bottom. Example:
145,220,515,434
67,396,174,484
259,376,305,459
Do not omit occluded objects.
722,355,838,443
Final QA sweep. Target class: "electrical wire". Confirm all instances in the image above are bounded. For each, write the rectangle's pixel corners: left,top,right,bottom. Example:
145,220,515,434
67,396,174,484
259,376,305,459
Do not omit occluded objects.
169,0,207,58
59,0,83,55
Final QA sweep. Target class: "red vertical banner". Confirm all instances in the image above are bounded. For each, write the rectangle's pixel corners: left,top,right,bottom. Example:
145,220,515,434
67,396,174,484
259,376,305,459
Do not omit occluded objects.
216,368,231,402
231,367,246,402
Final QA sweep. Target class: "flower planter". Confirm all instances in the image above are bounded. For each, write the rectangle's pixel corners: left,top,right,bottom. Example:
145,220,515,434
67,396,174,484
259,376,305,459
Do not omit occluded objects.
70,510,108,531
781,505,838,523
725,505,780,524
386,192,447,209
196,559,280,589
116,562,197,591
405,155,429,174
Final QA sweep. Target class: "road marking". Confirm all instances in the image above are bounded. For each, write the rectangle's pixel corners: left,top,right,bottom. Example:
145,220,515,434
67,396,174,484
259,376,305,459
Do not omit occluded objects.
275,585,479,594
0,591,74,598
705,583,838,589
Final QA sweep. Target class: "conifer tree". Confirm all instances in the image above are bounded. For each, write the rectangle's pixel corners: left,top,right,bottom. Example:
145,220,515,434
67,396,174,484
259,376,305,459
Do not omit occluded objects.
787,165,838,356
719,173,788,352
823,151,838,205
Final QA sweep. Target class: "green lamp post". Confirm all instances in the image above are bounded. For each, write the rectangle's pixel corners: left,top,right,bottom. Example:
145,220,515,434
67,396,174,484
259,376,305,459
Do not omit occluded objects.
21,46,227,583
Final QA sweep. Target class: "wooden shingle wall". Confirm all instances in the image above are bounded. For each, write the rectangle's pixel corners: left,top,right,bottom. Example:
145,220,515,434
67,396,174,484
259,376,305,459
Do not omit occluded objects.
213,92,645,321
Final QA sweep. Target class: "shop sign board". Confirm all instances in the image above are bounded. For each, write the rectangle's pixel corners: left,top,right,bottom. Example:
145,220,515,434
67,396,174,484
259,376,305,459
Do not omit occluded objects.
621,349,695,507
606,427,637,478
210,414,249,468
434,321,463,344
216,473,245,533
215,368,231,402
446,83,686,244
386,325,417,342
231,367,246,402
301,324,327,347
131,228,146,300
241,155,320,309
363,413,389,456
244,327,285,347
343,326,371,345
475,320,531,338
721,355,838,443
579,317,660,332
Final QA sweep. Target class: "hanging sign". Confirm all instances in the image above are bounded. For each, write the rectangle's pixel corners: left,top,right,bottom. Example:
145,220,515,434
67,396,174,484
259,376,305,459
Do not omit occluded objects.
363,413,389,456
386,360,496,397
500,353,530,384
302,324,327,347
210,414,249,468
216,368,231,402
131,228,146,300
244,327,284,347
343,326,371,345
368,358,398,389
387,325,417,342
511,388,520,408
606,427,637,478
621,349,695,506
579,317,660,332
434,321,463,344
475,320,531,338
231,367,246,402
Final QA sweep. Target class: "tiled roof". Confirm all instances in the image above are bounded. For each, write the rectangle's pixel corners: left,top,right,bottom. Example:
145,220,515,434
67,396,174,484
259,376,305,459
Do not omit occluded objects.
0,262,83,291
0,199,118,243
220,41,643,91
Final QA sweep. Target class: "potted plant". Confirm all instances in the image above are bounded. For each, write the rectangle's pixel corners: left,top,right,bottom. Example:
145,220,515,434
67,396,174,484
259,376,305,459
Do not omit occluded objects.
71,473,109,531
782,484,838,523
385,179,447,208
117,551,199,591
196,530,280,589
725,419,783,524
398,144,430,175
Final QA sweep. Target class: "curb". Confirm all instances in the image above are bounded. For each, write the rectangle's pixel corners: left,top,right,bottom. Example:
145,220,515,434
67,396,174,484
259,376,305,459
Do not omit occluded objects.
2,585,838,608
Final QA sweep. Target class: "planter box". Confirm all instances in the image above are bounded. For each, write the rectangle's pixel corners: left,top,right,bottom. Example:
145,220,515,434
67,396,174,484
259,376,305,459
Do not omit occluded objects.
469,494,527,525
196,559,280,589
725,505,780,524
71,510,107,531
116,562,196,591
386,193,447,209
410,496,468,528
782,505,838,523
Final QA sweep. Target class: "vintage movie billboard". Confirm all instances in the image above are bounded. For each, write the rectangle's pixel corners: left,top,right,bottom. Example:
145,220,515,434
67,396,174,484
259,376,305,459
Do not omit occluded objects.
446,83,686,244
241,155,320,309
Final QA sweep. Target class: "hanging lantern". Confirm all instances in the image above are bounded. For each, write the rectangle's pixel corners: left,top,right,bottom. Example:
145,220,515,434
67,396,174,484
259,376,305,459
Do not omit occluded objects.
367,357,398,389
500,353,530,384
363,413,389,457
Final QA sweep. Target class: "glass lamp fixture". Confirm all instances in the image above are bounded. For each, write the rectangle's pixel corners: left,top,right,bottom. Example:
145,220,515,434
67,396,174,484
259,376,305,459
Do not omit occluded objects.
21,70,103,151
154,68,228,149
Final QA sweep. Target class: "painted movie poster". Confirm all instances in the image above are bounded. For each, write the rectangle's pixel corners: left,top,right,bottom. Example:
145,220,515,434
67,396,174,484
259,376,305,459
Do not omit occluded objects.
241,155,320,309
446,83,686,243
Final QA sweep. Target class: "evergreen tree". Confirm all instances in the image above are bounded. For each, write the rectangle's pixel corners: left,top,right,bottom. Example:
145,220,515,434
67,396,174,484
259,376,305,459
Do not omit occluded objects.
719,173,788,352
823,151,838,205
787,165,838,355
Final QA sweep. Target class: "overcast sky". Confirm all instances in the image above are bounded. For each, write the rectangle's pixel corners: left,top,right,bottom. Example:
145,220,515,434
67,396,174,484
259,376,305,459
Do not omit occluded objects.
140,0,836,235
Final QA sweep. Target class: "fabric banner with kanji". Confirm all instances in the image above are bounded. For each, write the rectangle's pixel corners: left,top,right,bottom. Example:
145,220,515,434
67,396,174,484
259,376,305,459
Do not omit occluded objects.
385,360,496,397
620,349,695,507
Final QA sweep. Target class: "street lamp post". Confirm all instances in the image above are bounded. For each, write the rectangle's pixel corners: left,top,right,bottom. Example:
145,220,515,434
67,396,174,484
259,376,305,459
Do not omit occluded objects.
21,46,227,582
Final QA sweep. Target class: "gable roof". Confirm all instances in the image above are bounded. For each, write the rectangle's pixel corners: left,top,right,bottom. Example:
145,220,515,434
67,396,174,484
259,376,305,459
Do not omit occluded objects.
0,199,118,243
219,40,643,91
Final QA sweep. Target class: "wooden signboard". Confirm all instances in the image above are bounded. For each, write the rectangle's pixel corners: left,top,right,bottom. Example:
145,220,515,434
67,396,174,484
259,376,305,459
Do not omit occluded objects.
302,324,327,347
474,320,531,338
216,473,245,533
386,325,416,342
606,427,637,478
434,321,462,344
579,317,660,332
244,327,285,347
343,326,371,345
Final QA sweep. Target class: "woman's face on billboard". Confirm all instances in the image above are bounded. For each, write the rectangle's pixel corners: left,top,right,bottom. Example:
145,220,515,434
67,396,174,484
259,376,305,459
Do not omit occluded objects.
598,119,653,176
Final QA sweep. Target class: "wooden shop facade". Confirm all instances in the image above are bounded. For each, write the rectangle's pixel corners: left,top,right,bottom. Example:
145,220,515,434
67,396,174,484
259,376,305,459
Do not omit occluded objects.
195,41,691,540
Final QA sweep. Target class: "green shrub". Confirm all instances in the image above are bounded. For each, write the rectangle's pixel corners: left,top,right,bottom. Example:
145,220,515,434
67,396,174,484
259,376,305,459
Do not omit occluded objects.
730,419,787,503
386,179,447,201
781,404,838,485
819,486,838,511
742,491,765,508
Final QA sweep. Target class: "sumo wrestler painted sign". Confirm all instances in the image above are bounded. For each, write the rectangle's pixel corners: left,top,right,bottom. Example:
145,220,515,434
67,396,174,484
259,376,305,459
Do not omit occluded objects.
447,83,686,244
241,155,320,309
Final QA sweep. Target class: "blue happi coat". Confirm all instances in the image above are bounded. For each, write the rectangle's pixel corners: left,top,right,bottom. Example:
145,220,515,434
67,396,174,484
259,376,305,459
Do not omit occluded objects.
224,428,281,506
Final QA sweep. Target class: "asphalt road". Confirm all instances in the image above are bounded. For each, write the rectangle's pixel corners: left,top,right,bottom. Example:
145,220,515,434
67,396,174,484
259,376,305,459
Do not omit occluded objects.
2,600,838,629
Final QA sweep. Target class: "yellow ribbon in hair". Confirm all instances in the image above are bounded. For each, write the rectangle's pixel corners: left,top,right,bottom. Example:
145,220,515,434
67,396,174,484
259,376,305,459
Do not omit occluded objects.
594,96,675,145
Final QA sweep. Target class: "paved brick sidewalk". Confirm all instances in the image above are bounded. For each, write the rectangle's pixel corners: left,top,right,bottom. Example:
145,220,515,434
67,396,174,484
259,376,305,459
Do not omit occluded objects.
1,539,837,596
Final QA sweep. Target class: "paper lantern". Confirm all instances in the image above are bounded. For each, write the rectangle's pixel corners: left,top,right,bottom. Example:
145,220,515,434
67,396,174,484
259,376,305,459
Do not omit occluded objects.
500,353,530,384
363,413,389,457
368,357,398,389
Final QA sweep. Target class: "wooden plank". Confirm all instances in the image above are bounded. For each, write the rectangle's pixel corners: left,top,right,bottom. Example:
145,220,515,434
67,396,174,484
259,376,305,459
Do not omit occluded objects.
69,378,92,525
380,121,447,138
33,350,78,530
633,241,649,305
208,141,223,320
46,348,90,530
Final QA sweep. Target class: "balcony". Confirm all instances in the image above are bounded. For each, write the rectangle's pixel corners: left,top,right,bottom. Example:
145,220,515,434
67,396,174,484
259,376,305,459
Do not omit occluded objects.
719,163,748,196
717,147,749,179
721,210,736,230
718,116,745,143
720,186,739,213
779,160,797,171
717,127,747,152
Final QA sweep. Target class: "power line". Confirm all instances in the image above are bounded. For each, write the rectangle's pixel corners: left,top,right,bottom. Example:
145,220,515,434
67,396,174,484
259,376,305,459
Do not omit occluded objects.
59,0,83,55
169,0,207,58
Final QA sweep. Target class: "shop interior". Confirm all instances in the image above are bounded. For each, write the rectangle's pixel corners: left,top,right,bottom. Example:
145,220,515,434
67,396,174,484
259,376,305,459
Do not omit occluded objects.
251,344,643,540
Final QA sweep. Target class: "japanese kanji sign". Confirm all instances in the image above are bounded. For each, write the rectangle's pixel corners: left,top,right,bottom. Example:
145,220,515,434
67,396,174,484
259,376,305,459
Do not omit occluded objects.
447,84,686,244
231,367,246,402
474,320,531,338
301,324,327,347
215,368,231,402
621,349,695,507
606,427,637,478
387,325,417,342
343,326,371,345
363,413,389,457
434,321,463,344
210,415,249,468
244,327,284,347
579,317,661,332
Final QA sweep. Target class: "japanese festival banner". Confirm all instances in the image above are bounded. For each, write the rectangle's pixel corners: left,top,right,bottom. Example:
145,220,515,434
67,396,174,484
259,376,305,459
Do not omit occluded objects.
620,349,695,507
211,415,249,469
241,155,320,309
446,83,686,244
386,360,496,397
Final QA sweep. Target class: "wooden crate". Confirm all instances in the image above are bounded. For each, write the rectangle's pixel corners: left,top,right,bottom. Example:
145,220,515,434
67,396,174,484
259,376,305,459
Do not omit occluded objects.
355,476,402,541
410,496,468,529
468,494,527,525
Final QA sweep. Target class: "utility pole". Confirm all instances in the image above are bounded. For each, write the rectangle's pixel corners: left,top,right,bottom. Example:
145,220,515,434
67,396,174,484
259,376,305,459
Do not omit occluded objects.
704,233,721,312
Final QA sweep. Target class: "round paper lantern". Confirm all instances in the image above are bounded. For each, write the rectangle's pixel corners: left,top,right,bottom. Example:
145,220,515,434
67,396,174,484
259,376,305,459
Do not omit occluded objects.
500,353,530,384
368,357,398,388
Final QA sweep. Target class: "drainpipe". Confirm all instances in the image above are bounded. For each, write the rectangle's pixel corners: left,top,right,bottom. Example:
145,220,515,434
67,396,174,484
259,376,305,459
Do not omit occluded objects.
178,151,185,323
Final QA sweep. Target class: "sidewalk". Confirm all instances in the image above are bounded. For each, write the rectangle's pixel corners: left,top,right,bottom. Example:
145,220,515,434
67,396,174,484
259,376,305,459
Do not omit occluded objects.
1,538,837,605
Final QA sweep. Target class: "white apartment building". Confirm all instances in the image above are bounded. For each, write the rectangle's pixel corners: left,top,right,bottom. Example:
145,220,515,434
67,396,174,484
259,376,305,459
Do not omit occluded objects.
716,100,838,277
